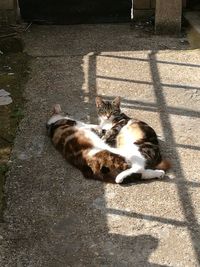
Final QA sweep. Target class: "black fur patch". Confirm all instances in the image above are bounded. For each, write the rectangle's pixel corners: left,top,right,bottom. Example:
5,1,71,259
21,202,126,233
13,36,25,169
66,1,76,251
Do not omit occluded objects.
47,119,76,138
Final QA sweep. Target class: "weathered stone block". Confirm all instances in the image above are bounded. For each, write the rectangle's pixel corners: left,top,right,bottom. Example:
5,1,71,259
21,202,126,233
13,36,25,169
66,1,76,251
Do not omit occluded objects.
0,10,16,25
0,0,17,25
0,0,14,10
155,0,182,34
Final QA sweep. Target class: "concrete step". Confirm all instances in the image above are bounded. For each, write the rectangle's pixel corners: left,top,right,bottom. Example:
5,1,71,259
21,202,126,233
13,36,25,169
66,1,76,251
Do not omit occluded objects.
184,11,200,48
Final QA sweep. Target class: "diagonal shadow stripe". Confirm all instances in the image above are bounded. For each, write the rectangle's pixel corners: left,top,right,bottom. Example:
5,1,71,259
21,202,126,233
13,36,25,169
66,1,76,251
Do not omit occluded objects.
97,75,200,91
149,51,200,264
106,208,187,227
85,93,200,118
100,54,200,68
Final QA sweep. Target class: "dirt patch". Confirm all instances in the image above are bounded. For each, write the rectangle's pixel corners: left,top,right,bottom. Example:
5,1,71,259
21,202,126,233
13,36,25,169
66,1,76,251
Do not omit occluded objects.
0,28,30,217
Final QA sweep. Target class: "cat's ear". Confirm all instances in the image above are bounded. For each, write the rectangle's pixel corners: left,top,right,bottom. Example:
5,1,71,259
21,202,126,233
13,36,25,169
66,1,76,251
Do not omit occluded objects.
95,96,103,108
112,96,121,108
52,104,62,114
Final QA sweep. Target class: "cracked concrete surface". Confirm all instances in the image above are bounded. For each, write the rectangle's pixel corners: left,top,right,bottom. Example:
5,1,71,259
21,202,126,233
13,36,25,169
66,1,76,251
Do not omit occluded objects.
0,24,200,266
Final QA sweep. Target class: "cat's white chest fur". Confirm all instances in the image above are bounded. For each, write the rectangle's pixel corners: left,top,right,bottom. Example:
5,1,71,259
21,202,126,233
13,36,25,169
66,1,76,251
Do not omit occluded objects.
100,118,113,130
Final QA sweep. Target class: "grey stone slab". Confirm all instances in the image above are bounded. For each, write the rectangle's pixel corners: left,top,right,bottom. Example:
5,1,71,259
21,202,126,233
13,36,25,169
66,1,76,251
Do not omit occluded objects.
1,24,200,267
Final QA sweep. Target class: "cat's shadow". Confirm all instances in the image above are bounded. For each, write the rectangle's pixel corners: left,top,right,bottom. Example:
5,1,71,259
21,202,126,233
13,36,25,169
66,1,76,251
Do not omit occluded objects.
120,175,171,187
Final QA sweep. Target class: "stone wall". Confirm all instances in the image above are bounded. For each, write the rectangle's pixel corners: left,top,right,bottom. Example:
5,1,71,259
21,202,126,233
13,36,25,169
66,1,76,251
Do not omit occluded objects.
0,0,17,25
0,0,187,25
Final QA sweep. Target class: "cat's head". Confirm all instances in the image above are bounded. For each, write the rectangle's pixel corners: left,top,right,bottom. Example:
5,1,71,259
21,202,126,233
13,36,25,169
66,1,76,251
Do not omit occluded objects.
47,104,76,137
95,96,121,122
47,104,65,126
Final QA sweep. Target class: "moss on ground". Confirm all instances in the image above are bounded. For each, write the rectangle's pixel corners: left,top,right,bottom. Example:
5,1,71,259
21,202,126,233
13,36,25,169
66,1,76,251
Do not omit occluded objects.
0,31,30,218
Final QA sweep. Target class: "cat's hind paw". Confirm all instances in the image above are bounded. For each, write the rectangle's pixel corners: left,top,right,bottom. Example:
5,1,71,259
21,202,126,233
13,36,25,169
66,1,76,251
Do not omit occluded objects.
154,170,165,178
142,169,165,180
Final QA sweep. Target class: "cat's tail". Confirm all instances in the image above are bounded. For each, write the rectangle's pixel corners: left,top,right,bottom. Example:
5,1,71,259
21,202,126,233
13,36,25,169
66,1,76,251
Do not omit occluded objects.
156,159,171,171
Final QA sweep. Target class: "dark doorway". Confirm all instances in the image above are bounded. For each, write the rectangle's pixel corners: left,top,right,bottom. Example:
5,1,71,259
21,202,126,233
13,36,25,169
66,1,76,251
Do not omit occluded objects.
19,0,132,24
187,0,200,10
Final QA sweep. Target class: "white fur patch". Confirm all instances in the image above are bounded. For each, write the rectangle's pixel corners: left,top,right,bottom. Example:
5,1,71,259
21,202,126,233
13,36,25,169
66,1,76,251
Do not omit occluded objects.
47,114,77,125
76,121,100,130
83,129,113,151
101,121,113,131
47,115,65,125
115,167,165,184
99,116,114,131
88,148,103,157
115,165,143,183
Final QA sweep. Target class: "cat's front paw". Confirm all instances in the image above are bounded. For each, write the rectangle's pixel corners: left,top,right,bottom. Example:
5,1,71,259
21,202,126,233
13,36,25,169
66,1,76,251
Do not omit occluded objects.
93,127,103,137
115,173,125,184
101,135,106,141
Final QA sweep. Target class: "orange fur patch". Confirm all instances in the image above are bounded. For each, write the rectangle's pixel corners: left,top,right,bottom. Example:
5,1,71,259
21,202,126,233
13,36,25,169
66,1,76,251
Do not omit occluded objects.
156,159,171,171
117,122,144,148
127,122,144,140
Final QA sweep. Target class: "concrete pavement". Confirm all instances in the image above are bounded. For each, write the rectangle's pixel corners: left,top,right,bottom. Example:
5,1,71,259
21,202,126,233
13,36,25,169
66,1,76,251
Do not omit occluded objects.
0,24,200,266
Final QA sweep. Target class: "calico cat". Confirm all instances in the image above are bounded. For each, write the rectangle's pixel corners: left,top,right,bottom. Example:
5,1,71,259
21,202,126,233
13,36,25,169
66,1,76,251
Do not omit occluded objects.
47,104,165,184
95,96,171,183
47,104,129,183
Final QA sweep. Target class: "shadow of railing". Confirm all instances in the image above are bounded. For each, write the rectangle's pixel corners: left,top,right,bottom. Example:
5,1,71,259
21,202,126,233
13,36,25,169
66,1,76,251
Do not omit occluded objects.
148,51,200,264
84,51,200,265
100,54,200,68
97,75,200,91
84,53,171,266
95,94,200,118
107,208,187,227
